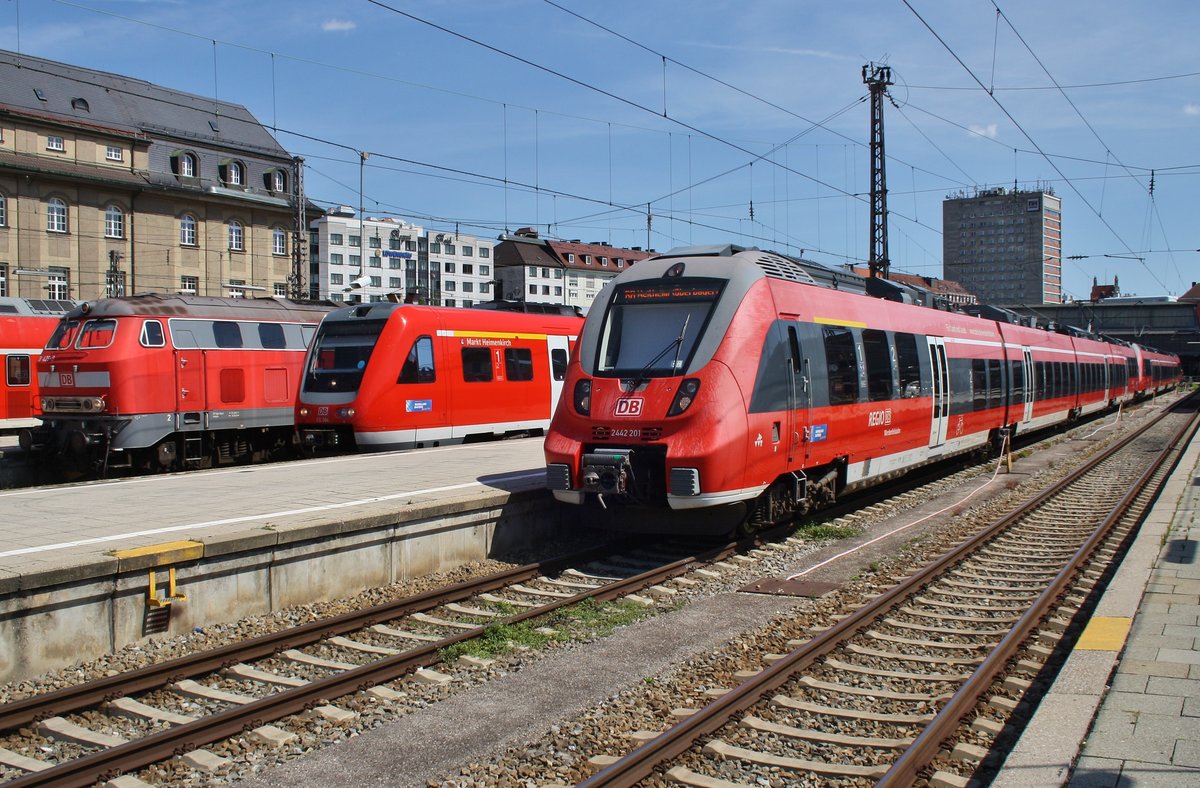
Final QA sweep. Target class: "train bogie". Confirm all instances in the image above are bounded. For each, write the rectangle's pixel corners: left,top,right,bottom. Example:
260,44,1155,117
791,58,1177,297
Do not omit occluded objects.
544,245,1181,534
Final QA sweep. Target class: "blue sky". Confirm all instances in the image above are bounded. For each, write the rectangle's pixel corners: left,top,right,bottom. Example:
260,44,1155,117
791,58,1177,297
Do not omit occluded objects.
3,0,1198,300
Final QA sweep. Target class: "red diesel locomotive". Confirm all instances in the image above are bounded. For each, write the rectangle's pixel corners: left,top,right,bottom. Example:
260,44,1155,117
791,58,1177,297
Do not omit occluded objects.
22,294,332,475
0,297,78,432
544,245,1181,533
296,302,582,451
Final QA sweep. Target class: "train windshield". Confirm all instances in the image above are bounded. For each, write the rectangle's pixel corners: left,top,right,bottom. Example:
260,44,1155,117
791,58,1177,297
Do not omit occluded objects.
303,318,387,393
596,278,724,377
46,319,83,350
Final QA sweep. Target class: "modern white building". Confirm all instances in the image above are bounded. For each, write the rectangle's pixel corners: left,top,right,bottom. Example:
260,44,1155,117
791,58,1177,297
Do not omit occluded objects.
308,208,493,305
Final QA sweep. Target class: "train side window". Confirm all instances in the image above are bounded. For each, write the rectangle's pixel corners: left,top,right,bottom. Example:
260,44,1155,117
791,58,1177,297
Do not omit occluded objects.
971,359,987,410
77,319,117,349
1010,359,1024,403
258,322,286,349
6,354,31,386
551,348,568,381
140,320,165,348
987,359,1002,407
894,332,922,397
399,336,435,383
505,348,534,381
822,327,859,405
862,329,893,402
213,321,243,349
462,347,492,382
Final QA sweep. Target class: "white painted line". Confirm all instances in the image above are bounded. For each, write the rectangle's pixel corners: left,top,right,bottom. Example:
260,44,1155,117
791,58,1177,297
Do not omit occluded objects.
0,470,545,558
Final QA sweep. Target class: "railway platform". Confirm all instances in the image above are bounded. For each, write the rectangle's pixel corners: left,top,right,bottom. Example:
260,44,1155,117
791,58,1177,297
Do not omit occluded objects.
0,438,559,683
997,412,1200,785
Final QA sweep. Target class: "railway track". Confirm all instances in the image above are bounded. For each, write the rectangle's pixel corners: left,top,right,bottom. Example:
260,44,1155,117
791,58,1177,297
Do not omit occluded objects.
576,393,1200,787
0,529,813,787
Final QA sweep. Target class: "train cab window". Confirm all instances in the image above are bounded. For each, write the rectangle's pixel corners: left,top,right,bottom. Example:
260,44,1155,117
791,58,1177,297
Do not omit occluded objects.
551,348,568,381
822,327,859,405
77,319,117,349
862,329,893,402
505,348,534,381
398,336,435,384
304,319,384,393
596,279,723,377
140,320,165,348
462,347,492,382
895,332,923,397
46,319,82,350
258,322,286,349
6,354,31,386
213,321,244,348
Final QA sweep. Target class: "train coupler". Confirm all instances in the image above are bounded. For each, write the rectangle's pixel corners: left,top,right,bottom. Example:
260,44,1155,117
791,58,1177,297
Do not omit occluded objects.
581,449,634,495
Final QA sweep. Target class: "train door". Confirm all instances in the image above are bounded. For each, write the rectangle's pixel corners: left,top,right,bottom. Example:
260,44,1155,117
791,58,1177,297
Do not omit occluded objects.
547,334,570,416
1021,347,1034,424
927,337,949,447
175,349,207,412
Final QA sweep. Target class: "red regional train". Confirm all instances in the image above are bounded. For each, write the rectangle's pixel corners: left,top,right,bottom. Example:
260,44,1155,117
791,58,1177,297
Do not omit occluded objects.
544,245,1182,533
21,294,333,475
296,302,582,452
0,297,78,433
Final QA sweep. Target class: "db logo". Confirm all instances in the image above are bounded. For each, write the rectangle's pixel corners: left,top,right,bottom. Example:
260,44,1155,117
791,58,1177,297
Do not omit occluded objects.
59,373,74,386
614,398,644,416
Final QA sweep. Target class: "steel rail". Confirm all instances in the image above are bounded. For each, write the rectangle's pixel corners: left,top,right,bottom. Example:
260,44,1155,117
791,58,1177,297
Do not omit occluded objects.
579,394,1197,787
880,396,1200,786
4,527,788,787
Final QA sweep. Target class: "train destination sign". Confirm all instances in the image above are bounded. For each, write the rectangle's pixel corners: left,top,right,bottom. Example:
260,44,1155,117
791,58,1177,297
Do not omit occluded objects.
613,279,724,304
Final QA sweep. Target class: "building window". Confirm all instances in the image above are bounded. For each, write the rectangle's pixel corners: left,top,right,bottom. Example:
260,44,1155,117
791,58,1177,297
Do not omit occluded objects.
567,253,575,263
349,235,360,247
274,283,287,296
600,257,608,267
105,145,123,162
444,280,456,292
181,275,198,294
430,242,441,254
47,135,65,152
104,205,124,238
479,247,490,259
462,282,474,293
369,276,381,287
330,253,343,265
330,233,343,245
369,236,381,249
229,279,245,298
178,153,197,178
369,256,381,268
349,254,361,268
388,258,401,270
480,265,489,276
444,243,455,254
389,277,401,288
0,193,5,227
47,197,68,233
180,214,197,246
272,227,287,256
463,246,473,257
272,170,286,192
228,220,244,251
48,268,69,299
529,284,537,295
0,264,7,297
463,264,473,275
330,273,344,285
445,262,456,274
225,161,244,186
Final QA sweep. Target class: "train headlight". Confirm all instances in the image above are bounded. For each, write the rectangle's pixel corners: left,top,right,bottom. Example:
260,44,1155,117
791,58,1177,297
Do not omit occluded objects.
337,407,356,418
667,378,701,416
573,379,592,416
298,407,310,417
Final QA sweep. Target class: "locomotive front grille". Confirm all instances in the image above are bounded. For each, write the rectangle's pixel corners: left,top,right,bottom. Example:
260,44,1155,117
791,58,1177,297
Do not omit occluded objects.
546,463,572,491
669,467,701,496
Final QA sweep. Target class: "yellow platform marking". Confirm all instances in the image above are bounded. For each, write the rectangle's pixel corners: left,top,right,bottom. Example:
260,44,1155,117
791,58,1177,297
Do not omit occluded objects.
112,540,203,567
814,316,868,329
1075,616,1132,651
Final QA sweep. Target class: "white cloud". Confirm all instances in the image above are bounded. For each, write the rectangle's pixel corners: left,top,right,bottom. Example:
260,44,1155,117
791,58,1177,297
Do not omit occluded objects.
968,123,999,139
321,18,356,32
1184,104,1200,116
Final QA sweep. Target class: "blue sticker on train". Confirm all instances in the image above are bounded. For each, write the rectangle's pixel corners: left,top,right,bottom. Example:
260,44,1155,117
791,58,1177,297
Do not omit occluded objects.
405,399,433,413
810,424,828,442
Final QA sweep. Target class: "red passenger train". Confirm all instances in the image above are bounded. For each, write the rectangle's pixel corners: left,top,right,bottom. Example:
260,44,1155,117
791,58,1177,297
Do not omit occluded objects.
22,294,332,475
296,302,582,451
0,297,78,432
544,245,1181,533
